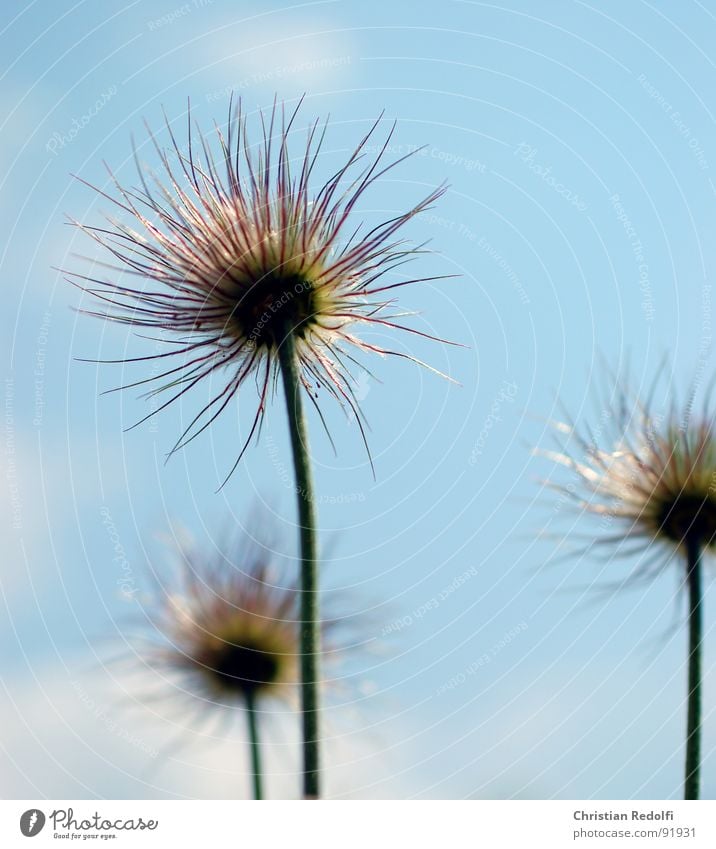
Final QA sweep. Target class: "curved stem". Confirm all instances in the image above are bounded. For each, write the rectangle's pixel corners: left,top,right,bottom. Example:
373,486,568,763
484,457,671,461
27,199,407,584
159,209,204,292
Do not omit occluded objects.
684,535,703,800
277,332,321,799
245,691,263,800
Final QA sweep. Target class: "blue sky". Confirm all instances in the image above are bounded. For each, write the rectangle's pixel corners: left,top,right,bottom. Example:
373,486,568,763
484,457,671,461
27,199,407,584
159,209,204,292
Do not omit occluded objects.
2,0,716,799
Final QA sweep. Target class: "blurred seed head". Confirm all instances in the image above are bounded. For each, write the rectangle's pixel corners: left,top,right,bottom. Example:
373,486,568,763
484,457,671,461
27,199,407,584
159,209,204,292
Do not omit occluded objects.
143,527,306,707
539,372,716,568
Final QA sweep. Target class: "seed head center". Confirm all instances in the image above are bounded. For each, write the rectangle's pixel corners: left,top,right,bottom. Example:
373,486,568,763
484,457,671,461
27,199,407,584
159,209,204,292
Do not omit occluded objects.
230,271,319,348
210,642,281,696
657,492,716,546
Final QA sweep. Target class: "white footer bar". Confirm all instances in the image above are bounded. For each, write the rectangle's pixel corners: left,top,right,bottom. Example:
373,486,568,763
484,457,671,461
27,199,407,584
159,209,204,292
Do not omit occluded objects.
2,800,715,848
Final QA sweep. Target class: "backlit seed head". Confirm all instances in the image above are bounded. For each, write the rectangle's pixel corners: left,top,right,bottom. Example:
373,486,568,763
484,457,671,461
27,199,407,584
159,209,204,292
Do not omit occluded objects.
68,96,453,479
539,375,716,570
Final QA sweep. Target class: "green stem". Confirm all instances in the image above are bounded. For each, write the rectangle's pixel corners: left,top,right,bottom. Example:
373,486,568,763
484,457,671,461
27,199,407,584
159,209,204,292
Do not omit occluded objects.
277,332,321,800
245,691,263,800
684,535,703,801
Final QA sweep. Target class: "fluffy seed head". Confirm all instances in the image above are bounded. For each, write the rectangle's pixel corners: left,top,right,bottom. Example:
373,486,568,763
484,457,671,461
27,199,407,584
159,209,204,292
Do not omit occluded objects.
540,376,716,566
68,96,451,477
145,530,304,705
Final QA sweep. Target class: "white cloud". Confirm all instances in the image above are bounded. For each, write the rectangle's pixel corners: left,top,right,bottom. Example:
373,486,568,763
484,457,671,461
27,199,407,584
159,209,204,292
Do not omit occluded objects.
193,13,354,101
0,658,422,799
